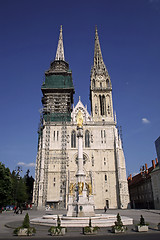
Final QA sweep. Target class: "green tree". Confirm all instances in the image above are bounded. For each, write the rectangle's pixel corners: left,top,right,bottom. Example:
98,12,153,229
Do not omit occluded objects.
11,168,28,206
0,162,12,207
24,169,34,203
16,177,28,206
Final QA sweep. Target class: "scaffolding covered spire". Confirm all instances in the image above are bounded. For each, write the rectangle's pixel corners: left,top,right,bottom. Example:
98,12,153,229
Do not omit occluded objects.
55,25,65,61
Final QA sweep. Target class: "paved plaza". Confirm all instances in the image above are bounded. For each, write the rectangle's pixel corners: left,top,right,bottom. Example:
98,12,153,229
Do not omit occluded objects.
0,208,160,239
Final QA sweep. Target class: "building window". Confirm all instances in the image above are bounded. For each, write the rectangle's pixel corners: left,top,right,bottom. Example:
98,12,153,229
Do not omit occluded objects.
101,130,103,138
106,79,110,88
57,131,59,141
102,95,106,115
101,130,106,143
53,177,56,187
93,79,95,88
85,130,90,148
104,157,106,165
104,130,106,143
54,131,55,141
92,155,94,167
99,95,106,116
71,130,76,148
105,174,107,182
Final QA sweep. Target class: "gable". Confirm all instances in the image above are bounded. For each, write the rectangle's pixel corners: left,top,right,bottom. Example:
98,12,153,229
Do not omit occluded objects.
71,98,91,124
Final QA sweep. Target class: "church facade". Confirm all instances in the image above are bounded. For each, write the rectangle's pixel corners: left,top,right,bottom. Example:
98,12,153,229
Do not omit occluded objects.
33,26,130,209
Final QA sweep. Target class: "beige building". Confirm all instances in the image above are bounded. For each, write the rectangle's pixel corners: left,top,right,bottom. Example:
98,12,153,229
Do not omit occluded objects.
33,26,130,209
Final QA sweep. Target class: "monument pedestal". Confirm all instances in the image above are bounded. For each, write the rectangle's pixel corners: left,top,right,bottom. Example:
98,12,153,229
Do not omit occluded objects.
67,193,95,217
67,112,95,217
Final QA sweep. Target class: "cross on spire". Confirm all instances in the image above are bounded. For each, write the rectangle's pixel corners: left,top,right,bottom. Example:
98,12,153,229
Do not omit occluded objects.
55,25,65,61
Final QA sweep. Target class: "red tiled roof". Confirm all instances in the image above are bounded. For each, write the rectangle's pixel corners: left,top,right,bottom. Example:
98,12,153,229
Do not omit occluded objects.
128,166,154,187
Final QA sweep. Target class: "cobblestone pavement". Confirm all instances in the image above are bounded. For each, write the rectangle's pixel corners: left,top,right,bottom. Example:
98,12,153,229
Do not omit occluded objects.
0,209,160,238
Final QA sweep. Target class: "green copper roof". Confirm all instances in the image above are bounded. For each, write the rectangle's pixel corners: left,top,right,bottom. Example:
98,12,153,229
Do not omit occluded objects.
42,74,74,89
43,112,71,122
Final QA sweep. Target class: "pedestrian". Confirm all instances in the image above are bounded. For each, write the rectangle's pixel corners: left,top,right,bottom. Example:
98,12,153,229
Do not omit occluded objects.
20,207,23,214
104,206,107,213
14,206,17,213
16,206,19,214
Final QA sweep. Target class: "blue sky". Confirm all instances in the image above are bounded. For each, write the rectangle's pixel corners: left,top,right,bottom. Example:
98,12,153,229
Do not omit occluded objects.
0,0,160,177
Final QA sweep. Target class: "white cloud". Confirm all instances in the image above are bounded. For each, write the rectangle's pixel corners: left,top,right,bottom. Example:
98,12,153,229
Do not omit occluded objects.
17,162,36,167
142,118,150,124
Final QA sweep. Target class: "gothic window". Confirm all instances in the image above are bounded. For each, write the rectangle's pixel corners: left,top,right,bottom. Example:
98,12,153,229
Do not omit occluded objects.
99,95,102,115
107,105,110,114
106,95,111,116
85,130,90,148
104,158,106,165
100,82,102,89
71,130,76,148
54,131,55,141
106,79,110,88
99,95,106,116
95,105,98,114
102,95,106,115
93,79,95,88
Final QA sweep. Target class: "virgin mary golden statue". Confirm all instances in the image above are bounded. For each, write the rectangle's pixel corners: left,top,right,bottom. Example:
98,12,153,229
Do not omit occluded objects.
77,110,83,128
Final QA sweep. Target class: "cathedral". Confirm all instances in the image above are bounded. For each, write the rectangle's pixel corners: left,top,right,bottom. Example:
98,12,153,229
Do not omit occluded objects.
33,26,130,209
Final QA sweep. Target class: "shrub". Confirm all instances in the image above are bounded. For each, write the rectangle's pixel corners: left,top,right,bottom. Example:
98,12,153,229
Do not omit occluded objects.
112,213,127,232
13,213,36,236
139,215,145,226
83,218,99,234
115,213,123,228
22,213,30,228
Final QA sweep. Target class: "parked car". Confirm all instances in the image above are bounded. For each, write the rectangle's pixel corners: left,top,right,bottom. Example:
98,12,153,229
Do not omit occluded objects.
6,205,15,211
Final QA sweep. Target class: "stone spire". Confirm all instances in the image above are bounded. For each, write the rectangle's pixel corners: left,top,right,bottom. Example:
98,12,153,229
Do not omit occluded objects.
93,26,106,72
55,25,65,61
90,26,113,122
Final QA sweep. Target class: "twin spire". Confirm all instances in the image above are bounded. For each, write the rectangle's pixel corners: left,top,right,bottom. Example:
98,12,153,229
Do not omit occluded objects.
93,26,106,71
55,25,65,61
55,25,105,70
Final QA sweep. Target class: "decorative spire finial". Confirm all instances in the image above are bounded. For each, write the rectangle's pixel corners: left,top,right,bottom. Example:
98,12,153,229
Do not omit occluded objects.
55,25,65,61
95,25,98,38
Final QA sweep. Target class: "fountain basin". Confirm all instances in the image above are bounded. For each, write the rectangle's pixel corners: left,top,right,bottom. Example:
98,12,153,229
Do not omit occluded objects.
31,214,133,227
